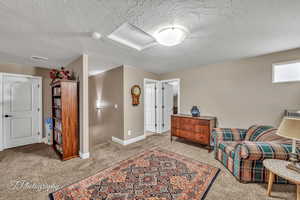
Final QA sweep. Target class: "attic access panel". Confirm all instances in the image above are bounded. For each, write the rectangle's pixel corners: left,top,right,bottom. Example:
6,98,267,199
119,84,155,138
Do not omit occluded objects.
107,22,156,51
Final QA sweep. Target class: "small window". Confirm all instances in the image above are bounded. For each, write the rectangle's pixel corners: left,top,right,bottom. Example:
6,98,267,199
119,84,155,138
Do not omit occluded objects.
273,60,300,83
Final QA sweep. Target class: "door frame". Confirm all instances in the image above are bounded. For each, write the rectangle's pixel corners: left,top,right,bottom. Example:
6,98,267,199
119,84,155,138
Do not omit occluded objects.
0,73,43,151
160,79,181,133
143,78,160,137
143,78,181,136
161,78,181,114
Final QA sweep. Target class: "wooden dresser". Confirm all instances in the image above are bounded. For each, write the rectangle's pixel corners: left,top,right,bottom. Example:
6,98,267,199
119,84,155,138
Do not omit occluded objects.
171,114,216,149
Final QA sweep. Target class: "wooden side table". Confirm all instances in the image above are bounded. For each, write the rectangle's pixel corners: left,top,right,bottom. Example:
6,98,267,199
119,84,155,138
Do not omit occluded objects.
263,159,300,200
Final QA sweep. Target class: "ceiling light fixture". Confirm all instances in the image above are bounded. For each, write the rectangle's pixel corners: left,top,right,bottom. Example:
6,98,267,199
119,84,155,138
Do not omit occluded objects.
155,26,188,46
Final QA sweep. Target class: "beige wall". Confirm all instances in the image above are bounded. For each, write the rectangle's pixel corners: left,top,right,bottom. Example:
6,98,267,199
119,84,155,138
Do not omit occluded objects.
160,48,300,128
0,63,40,75
88,48,300,144
35,68,53,135
88,65,159,145
0,64,52,137
66,55,89,155
123,66,159,140
89,66,124,147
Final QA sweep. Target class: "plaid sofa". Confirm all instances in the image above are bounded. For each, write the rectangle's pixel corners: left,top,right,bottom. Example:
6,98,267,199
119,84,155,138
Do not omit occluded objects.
211,125,297,183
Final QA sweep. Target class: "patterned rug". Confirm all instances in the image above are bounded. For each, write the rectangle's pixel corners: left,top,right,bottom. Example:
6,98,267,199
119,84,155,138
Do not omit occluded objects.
49,148,220,200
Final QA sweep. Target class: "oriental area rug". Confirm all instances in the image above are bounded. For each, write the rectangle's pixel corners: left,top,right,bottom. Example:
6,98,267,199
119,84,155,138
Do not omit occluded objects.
49,148,220,200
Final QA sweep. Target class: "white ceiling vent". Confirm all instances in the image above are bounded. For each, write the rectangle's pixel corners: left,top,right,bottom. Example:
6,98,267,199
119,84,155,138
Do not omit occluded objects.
107,23,156,51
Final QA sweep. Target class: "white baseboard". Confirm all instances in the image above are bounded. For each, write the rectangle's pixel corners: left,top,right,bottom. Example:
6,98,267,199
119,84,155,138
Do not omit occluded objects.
112,137,124,145
79,152,90,159
112,135,146,146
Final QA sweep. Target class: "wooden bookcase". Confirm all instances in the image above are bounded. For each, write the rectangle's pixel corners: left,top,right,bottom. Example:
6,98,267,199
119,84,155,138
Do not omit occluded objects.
51,80,79,161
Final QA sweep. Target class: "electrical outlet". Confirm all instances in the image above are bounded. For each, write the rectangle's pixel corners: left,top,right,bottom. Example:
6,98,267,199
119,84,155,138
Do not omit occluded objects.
128,130,132,136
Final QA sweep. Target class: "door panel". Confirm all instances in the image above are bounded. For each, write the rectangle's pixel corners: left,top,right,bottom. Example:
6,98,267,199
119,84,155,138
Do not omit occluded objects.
145,83,156,132
11,118,32,138
3,75,40,148
11,82,32,112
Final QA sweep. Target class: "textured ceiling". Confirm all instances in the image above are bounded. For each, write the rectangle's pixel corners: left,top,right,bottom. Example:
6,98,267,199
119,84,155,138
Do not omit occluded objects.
0,0,300,74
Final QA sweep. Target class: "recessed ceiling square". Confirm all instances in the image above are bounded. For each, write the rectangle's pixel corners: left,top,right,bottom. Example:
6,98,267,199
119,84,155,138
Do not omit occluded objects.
107,22,156,51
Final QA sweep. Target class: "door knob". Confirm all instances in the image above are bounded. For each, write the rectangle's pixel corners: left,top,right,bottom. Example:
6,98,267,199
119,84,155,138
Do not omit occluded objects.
4,114,12,118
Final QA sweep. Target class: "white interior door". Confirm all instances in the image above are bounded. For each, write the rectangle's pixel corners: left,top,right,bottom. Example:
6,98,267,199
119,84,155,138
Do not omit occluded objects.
162,83,173,132
3,75,41,148
145,83,156,132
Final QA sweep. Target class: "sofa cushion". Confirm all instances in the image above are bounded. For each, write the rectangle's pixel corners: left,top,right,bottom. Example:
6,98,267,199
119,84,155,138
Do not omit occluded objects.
254,128,293,144
245,125,274,141
219,141,242,158
239,141,292,160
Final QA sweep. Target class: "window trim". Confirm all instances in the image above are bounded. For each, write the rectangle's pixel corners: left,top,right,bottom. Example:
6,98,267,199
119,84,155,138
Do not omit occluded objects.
272,59,300,83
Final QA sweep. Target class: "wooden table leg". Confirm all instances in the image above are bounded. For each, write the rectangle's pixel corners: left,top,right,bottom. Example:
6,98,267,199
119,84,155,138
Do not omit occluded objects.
297,185,300,200
267,171,275,196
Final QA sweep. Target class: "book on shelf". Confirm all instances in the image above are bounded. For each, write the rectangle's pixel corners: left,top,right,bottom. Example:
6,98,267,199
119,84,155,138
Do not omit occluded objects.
54,98,61,106
54,109,61,118
54,131,62,144
53,87,61,96
54,121,62,130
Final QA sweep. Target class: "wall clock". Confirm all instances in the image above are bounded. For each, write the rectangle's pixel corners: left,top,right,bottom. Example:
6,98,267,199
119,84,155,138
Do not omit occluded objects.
131,85,141,106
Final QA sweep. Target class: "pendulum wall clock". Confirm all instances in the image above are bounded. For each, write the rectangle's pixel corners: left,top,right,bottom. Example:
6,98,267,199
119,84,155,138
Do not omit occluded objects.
131,85,141,106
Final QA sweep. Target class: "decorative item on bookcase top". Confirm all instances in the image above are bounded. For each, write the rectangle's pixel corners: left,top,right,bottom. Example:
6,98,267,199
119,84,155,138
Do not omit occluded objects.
191,106,200,117
131,85,141,106
49,67,72,84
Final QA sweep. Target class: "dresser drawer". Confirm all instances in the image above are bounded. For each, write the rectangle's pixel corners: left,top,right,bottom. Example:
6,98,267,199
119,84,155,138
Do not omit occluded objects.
180,119,198,131
196,120,209,126
176,130,209,145
176,130,193,140
195,125,209,134
194,133,209,144
171,117,180,128
171,128,180,137
180,118,198,125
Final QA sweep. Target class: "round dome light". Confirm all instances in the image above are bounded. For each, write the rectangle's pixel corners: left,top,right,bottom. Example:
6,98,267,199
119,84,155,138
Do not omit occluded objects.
155,26,188,46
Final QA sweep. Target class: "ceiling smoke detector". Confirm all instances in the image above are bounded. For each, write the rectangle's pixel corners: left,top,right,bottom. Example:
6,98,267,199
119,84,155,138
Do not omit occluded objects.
31,56,49,61
91,32,102,40
155,26,188,46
